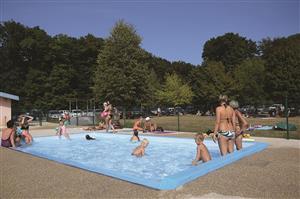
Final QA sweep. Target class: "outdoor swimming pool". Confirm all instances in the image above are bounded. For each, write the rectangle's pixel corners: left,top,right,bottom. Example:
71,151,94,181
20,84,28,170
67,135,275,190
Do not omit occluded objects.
15,132,268,190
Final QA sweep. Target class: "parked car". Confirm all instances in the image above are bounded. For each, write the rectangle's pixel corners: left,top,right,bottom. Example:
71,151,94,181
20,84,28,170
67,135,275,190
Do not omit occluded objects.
123,107,144,119
269,104,284,112
167,107,185,115
150,108,158,115
240,105,256,117
58,110,68,117
286,107,297,117
256,105,269,117
28,109,44,120
175,107,185,115
70,109,82,117
184,106,197,114
48,110,60,119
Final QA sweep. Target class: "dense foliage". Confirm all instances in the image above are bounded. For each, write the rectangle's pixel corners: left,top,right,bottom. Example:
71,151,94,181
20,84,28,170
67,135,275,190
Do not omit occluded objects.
1,20,299,113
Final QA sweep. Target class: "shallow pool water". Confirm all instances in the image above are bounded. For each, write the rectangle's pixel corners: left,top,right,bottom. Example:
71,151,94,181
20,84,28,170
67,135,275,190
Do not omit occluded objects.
15,132,267,190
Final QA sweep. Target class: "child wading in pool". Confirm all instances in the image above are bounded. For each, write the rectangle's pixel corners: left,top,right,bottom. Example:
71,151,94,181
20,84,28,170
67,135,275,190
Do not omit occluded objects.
132,138,149,157
130,130,140,142
56,119,70,139
192,133,211,165
133,115,144,133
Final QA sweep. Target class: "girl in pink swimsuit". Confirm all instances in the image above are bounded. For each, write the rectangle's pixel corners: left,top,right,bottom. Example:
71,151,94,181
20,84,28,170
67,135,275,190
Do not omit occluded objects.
56,119,70,139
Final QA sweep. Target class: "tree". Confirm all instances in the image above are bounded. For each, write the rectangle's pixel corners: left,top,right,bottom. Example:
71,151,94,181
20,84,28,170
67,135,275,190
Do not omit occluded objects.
0,21,52,112
260,34,300,106
0,21,27,97
46,64,77,109
156,73,194,106
189,61,235,110
144,52,173,83
156,73,194,131
233,58,266,106
171,61,195,83
202,33,257,72
93,20,152,107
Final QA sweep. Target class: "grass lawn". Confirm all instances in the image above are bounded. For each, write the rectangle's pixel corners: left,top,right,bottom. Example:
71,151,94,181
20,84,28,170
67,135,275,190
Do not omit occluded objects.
121,115,300,139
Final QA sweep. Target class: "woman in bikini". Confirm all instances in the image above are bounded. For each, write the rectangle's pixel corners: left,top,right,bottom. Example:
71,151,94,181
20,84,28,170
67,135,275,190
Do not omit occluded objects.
212,95,236,156
104,101,116,133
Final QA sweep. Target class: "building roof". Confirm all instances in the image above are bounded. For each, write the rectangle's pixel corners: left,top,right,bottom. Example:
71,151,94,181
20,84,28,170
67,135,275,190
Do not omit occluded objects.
0,92,19,101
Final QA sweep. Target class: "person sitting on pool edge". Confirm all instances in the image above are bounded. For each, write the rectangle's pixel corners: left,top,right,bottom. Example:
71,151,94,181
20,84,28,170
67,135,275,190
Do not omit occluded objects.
144,117,157,132
192,133,211,165
1,120,16,148
130,130,140,142
132,138,149,157
83,121,106,131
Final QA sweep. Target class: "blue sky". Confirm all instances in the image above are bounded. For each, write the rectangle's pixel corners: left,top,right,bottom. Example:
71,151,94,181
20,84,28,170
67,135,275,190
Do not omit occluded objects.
1,0,299,65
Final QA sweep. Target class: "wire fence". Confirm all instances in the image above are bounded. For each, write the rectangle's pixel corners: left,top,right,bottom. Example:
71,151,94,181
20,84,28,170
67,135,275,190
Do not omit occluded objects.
10,98,300,139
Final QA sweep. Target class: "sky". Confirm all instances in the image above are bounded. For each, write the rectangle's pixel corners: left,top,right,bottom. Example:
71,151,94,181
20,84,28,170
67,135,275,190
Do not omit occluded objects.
1,0,299,65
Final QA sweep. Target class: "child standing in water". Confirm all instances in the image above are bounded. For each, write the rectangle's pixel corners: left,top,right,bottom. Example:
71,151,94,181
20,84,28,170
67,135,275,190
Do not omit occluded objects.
56,119,70,139
133,115,144,132
192,133,211,165
130,130,140,142
132,138,149,157
20,115,34,144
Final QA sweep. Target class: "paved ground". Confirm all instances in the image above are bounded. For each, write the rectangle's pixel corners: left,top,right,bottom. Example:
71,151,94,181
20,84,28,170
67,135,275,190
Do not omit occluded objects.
1,128,299,199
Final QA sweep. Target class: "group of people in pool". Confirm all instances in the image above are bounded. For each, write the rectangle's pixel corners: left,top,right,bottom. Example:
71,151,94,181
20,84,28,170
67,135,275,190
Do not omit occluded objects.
2,95,248,164
1,115,34,148
192,95,249,165
128,94,248,164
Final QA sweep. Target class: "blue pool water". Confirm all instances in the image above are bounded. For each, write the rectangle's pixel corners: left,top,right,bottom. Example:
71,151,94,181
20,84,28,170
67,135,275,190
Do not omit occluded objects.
15,132,268,190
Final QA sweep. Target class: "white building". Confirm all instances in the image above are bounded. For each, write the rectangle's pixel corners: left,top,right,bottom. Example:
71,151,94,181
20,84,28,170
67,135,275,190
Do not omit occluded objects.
0,92,19,128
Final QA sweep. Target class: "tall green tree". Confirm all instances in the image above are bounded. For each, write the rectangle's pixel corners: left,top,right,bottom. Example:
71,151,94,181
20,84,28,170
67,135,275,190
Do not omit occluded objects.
189,61,235,110
156,73,194,106
171,61,195,83
144,52,173,83
0,21,53,112
0,21,27,97
156,73,193,131
202,33,257,72
260,34,300,106
93,20,152,107
46,64,77,109
233,58,266,106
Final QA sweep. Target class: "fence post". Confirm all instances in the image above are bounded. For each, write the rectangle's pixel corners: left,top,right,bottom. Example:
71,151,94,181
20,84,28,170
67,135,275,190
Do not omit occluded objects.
76,98,78,126
39,111,42,126
123,106,126,128
93,99,95,126
177,112,180,132
285,94,289,139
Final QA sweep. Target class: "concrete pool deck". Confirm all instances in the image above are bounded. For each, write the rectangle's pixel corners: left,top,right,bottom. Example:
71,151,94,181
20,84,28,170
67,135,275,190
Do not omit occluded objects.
1,128,299,198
